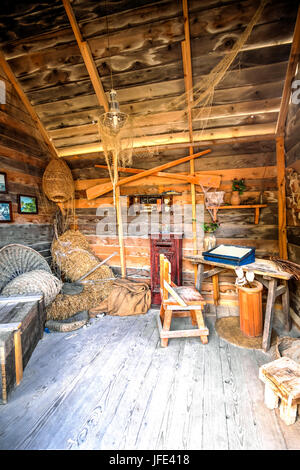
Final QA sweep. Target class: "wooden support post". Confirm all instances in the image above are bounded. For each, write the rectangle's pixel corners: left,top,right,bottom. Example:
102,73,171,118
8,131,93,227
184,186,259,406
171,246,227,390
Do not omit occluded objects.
113,152,126,278
276,136,288,260
275,6,300,136
182,0,198,285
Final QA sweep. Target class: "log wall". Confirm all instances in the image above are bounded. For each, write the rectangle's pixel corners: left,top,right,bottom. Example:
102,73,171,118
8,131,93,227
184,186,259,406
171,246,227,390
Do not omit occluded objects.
67,137,279,304
285,62,300,315
0,64,55,265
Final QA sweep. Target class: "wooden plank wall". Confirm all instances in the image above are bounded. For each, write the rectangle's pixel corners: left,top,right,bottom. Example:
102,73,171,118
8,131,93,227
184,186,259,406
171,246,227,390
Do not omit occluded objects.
285,61,300,315
0,65,55,264
66,137,279,304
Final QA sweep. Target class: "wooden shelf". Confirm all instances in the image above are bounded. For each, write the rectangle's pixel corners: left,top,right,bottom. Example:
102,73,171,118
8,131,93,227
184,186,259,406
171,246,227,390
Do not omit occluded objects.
207,204,267,224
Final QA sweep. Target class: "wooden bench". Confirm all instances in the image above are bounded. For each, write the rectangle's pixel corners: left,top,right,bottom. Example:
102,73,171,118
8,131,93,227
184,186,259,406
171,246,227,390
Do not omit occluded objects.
259,357,300,425
184,255,292,351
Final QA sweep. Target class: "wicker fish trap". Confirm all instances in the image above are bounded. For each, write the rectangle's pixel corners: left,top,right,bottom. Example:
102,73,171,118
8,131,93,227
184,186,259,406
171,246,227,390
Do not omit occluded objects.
1,269,62,306
0,243,52,292
42,158,74,203
45,310,89,332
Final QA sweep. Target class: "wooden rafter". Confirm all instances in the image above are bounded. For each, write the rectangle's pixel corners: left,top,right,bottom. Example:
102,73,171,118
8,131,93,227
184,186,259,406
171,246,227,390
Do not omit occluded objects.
0,49,58,159
62,0,109,112
86,149,211,200
276,6,300,136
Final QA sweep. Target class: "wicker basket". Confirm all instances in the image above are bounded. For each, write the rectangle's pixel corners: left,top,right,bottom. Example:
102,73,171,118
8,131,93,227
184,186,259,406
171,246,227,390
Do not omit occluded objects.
42,158,74,203
1,270,62,306
0,243,52,292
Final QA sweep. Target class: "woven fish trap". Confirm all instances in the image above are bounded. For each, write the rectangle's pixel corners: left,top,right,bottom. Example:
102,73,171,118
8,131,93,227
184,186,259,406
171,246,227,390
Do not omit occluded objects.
1,269,62,306
45,310,89,332
42,158,74,203
0,243,52,293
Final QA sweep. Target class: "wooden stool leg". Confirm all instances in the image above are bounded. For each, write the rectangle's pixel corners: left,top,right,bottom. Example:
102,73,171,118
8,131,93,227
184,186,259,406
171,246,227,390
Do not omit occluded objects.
159,304,165,324
279,401,298,425
161,308,172,348
190,310,197,326
194,309,209,345
264,384,279,409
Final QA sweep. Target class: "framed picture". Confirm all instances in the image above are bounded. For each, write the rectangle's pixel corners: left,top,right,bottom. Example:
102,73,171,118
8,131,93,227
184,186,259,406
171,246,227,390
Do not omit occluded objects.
0,201,13,222
18,194,38,214
0,172,7,193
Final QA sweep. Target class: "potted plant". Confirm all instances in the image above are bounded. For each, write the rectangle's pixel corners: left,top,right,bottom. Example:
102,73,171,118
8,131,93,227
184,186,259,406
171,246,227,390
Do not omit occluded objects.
203,222,219,251
231,178,246,205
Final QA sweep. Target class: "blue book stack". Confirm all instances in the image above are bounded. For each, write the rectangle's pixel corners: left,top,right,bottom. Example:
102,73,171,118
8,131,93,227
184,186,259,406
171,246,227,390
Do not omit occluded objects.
202,244,255,266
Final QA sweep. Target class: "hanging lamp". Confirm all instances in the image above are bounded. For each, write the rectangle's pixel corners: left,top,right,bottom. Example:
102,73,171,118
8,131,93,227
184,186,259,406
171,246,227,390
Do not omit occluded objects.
99,2,128,136
99,89,128,135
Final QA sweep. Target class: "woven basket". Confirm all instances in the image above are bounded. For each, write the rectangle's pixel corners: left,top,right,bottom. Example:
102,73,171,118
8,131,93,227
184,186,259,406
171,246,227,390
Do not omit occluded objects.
1,270,62,306
0,243,52,292
42,158,74,203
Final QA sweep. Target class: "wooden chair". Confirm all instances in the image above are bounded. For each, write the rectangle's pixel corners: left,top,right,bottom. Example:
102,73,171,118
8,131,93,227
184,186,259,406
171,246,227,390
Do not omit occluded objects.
156,254,209,347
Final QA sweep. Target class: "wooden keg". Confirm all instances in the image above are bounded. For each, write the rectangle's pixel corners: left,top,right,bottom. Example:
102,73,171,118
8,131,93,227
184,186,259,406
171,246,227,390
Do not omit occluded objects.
237,280,263,337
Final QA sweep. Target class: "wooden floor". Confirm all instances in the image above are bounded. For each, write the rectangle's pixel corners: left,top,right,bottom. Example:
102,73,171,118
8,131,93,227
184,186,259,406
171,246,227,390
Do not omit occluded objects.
0,309,300,450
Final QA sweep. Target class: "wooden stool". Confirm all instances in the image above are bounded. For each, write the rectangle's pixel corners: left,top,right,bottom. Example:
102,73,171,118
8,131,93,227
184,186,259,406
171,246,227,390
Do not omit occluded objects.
259,356,300,425
157,254,209,347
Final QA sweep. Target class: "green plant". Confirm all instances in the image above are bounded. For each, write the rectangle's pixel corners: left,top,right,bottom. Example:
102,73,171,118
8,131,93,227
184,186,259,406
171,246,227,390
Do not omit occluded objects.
203,222,219,233
232,178,246,195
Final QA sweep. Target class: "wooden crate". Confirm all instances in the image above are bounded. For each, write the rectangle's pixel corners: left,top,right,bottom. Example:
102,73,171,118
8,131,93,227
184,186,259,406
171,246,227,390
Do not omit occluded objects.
0,294,45,404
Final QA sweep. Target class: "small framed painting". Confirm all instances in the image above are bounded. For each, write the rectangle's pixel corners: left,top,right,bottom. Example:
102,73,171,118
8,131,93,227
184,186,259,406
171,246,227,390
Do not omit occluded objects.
0,201,13,222
0,172,7,193
18,194,38,214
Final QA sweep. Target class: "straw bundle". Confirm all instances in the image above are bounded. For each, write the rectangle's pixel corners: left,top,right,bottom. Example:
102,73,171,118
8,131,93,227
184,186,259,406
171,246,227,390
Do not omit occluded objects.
51,229,109,282
42,158,74,203
48,229,115,320
1,269,62,306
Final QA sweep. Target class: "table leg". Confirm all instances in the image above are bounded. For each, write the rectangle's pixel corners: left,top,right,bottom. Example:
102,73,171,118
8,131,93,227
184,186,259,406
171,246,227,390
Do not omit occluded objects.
282,280,291,332
212,274,219,306
196,264,204,292
262,278,277,351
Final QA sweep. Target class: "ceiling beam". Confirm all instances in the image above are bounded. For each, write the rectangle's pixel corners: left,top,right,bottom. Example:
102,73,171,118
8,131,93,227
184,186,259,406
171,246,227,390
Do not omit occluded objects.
0,48,59,158
57,122,276,157
276,6,300,136
62,0,109,112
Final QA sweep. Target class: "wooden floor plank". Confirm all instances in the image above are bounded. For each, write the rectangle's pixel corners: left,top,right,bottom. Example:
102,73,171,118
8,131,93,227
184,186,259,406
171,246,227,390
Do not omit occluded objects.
201,318,229,450
220,341,263,449
0,310,299,450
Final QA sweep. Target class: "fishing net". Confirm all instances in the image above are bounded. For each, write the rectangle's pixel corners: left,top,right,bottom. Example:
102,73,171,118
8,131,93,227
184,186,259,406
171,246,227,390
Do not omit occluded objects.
97,0,269,204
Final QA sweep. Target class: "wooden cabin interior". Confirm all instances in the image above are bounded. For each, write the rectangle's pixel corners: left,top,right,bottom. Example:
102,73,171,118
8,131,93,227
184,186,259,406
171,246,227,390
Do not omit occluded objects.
0,0,300,451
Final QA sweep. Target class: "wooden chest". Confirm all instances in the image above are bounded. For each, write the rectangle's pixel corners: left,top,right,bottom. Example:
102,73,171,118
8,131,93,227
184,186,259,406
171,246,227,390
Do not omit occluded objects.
0,294,45,404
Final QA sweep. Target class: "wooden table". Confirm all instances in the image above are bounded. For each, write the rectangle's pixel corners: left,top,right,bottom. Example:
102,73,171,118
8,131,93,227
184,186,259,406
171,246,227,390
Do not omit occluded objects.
184,255,293,351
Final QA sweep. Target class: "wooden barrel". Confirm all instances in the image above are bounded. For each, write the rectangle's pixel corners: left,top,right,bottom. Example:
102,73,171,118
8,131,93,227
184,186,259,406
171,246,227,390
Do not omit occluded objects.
237,280,263,337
